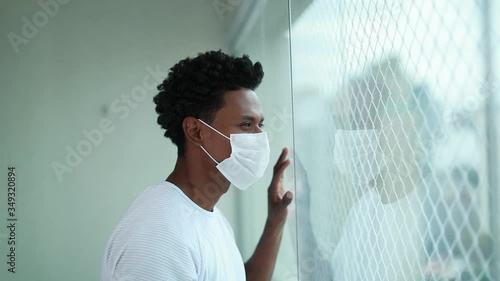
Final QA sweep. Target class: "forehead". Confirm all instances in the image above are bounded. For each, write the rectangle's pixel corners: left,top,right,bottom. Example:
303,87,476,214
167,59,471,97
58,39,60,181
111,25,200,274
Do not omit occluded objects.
216,89,264,120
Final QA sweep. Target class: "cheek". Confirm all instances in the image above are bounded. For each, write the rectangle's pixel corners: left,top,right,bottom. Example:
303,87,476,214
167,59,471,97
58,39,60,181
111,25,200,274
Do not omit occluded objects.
206,139,232,161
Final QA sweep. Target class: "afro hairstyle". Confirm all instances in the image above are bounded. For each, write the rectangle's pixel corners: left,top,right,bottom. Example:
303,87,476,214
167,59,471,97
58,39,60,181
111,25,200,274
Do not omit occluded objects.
153,50,264,156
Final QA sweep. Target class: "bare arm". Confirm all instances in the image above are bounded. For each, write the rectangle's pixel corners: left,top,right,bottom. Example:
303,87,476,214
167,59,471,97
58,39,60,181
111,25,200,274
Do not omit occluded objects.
245,148,293,281
245,218,289,281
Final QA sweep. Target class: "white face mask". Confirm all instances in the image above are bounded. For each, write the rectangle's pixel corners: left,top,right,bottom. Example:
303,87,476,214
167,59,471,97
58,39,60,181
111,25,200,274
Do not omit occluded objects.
198,119,270,190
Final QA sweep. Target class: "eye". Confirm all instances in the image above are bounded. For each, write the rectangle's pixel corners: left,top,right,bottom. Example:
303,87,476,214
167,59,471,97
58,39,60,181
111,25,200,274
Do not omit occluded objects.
240,122,252,128
258,123,265,128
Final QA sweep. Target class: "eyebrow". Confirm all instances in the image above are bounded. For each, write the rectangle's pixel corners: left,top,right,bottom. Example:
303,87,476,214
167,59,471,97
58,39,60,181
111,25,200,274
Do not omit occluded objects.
241,115,265,122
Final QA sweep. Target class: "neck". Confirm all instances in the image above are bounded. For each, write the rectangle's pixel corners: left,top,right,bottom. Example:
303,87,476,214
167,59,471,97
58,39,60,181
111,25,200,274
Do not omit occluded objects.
166,156,230,211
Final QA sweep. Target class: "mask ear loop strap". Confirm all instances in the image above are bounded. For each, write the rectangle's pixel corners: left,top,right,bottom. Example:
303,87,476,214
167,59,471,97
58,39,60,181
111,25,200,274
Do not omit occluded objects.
200,145,220,165
198,119,230,140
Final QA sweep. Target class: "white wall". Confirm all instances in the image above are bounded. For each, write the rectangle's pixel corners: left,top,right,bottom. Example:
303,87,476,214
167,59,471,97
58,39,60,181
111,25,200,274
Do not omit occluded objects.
0,1,236,280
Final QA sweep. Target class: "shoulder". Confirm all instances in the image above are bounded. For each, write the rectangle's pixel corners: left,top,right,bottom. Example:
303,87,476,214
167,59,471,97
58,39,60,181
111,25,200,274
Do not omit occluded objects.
105,183,203,279
127,182,203,233
109,182,207,251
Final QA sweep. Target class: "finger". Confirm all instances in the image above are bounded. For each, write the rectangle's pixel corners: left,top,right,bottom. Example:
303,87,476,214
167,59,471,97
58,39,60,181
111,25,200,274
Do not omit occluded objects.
273,147,289,172
281,191,293,206
269,148,289,188
268,159,291,194
275,159,291,182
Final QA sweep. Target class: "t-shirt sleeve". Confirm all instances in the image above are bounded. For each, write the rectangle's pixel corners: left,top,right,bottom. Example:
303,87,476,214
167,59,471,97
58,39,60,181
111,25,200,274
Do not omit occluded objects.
110,229,199,281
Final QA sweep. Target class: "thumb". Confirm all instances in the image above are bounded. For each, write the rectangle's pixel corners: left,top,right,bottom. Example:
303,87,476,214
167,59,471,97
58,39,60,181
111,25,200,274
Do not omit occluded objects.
282,191,294,206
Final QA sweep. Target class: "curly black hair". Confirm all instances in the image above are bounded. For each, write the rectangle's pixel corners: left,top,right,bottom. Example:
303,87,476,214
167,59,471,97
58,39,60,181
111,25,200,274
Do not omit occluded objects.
153,50,264,156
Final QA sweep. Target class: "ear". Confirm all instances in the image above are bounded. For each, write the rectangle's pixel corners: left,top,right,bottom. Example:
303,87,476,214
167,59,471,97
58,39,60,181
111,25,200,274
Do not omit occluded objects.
183,117,204,147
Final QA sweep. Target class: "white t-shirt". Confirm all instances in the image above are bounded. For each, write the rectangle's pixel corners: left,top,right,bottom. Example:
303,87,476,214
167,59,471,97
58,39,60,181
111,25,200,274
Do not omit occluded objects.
329,129,423,281
330,188,422,281
100,181,246,281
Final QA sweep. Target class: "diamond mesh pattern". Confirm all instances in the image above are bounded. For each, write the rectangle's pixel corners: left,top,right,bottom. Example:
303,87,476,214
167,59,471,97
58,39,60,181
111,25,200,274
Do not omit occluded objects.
290,0,498,280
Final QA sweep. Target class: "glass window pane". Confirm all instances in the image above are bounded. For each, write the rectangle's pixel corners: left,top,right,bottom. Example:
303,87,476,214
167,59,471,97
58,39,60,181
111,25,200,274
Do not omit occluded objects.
290,0,499,280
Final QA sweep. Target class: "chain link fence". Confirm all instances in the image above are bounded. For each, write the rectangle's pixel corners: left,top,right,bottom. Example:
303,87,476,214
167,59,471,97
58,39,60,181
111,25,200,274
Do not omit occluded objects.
289,0,499,280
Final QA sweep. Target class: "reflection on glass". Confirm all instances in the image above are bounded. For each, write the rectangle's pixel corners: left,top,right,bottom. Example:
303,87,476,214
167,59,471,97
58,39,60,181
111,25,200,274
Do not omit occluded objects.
289,0,497,280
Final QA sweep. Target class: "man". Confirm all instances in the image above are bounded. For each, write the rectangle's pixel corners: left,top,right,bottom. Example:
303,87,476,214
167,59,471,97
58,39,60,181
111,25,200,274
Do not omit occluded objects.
290,57,423,280
100,50,294,281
